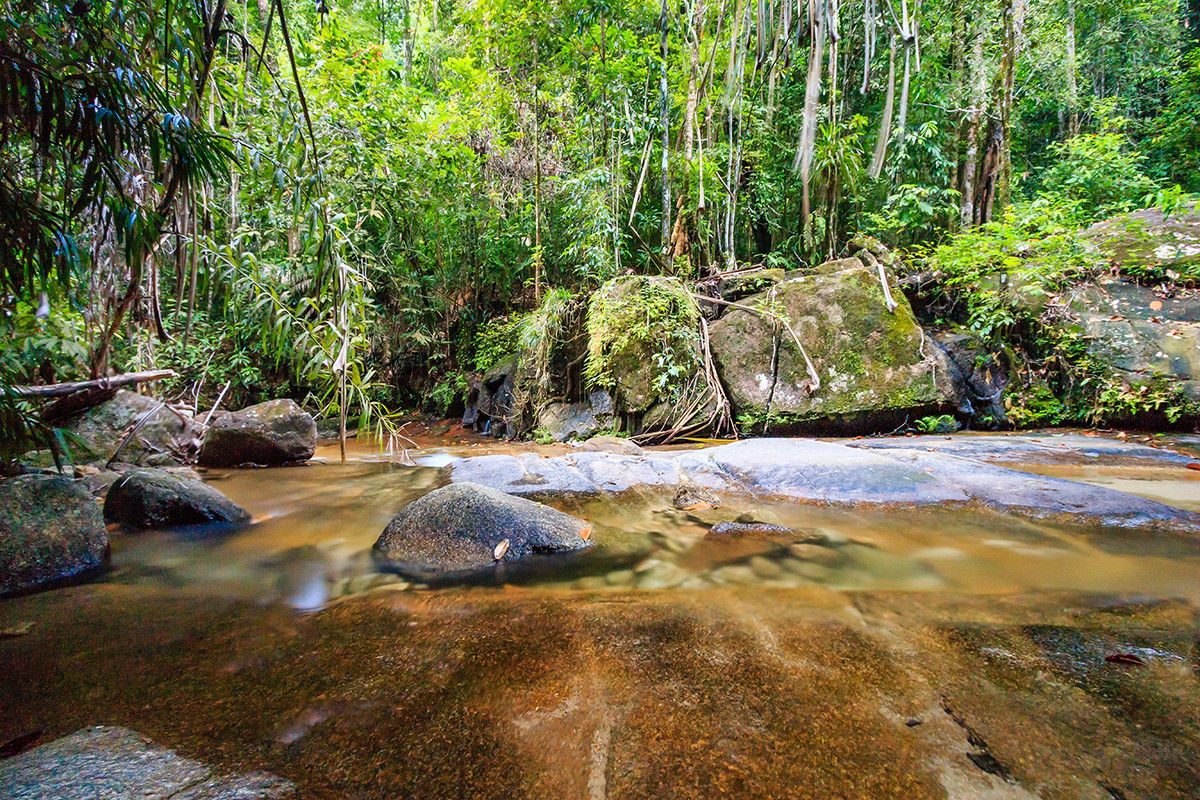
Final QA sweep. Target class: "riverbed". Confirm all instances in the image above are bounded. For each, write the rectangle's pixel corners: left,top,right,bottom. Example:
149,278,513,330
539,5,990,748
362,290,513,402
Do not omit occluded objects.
2,430,1199,798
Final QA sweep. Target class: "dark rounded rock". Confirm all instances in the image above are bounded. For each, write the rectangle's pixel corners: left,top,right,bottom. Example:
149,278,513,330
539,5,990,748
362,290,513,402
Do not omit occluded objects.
103,468,251,530
373,482,592,579
0,475,108,595
198,399,316,467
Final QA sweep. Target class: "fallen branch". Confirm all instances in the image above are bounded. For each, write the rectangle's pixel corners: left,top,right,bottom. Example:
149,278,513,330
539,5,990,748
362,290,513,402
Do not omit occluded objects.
6,370,178,399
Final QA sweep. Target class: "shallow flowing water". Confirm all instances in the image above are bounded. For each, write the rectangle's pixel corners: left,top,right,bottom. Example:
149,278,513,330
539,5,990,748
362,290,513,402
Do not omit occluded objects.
105,433,1200,610
3,430,1200,799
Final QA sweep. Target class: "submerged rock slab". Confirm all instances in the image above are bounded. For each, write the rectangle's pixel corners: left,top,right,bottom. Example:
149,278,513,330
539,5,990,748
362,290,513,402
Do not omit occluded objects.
374,482,592,579
447,437,1200,532
854,433,1197,467
0,726,292,800
871,448,1200,530
103,468,251,530
198,399,316,467
0,475,108,596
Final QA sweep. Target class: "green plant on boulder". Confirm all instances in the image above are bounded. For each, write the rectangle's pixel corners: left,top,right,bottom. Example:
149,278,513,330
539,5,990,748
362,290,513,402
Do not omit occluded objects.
584,276,700,413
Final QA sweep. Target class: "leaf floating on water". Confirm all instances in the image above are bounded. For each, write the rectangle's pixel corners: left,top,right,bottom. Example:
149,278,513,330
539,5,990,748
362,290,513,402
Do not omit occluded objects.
1105,653,1146,666
494,538,510,560
1186,463,1200,472
0,621,33,639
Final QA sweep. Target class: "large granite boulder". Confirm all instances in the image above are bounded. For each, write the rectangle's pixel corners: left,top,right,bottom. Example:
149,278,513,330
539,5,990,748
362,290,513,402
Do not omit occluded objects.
1062,278,1200,403
198,399,316,467
55,390,203,466
0,475,108,595
709,259,955,432
1080,206,1200,276
103,468,251,529
373,482,593,579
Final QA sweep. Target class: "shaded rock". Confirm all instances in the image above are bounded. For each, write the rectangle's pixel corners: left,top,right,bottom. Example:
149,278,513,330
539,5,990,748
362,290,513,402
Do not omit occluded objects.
1063,279,1200,403
1080,206,1200,274
0,726,292,800
709,261,955,433
930,329,1010,426
103,468,251,530
0,475,108,595
538,402,599,442
56,390,203,466
373,483,593,579
462,356,526,438
198,399,316,467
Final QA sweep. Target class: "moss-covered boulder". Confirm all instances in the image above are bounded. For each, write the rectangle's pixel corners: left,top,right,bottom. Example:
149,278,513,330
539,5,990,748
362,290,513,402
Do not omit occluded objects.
585,276,700,414
1,475,108,595
709,260,955,431
56,390,203,466
1080,207,1200,280
198,399,316,467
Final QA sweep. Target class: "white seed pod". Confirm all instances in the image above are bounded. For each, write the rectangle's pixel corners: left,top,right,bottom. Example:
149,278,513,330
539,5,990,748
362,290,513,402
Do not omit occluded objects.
493,538,510,560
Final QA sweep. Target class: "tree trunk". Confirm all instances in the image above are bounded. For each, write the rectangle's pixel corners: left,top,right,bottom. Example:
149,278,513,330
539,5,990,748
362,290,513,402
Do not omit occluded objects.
959,24,986,229
659,0,672,263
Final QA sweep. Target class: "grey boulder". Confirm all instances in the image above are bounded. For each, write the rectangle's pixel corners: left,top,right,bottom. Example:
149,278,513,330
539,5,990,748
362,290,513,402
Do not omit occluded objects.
0,475,108,595
0,726,292,800
103,468,251,529
373,482,593,579
198,399,316,467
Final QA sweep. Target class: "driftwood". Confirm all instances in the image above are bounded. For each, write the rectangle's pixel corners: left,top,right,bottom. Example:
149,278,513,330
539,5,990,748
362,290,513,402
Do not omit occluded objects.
6,370,178,399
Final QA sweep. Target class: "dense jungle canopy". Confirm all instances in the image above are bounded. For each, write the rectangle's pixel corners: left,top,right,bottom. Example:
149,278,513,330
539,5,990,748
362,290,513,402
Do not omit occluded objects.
2,0,1199,450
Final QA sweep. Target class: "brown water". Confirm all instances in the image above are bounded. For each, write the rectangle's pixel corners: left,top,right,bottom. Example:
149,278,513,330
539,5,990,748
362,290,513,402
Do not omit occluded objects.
105,436,1200,610
3,432,1200,799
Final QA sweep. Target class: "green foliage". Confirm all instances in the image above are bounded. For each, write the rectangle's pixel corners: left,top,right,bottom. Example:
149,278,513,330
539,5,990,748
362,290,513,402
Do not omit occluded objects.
915,414,959,434
0,301,89,385
584,276,699,399
1040,130,1158,223
922,200,1098,341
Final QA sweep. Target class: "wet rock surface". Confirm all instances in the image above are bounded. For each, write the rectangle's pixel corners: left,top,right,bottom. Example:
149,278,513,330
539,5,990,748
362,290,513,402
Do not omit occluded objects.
198,400,316,467
2,586,1198,799
0,475,108,596
853,432,1197,467
373,482,593,579
103,468,251,530
447,436,1200,532
0,726,292,799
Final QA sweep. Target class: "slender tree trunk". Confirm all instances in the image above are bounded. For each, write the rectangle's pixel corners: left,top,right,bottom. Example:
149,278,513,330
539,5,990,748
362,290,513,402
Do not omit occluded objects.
996,0,1026,213
1065,0,1078,135
959,24,986,229
660,0,672,262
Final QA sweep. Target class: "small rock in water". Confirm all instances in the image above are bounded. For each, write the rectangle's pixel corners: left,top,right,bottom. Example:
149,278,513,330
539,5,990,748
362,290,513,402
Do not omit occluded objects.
673,484,721,511
709,564,759,586
605,569,635,587
708,521,792,536
635,561,689,590
786,543,839,565
749,556,784,579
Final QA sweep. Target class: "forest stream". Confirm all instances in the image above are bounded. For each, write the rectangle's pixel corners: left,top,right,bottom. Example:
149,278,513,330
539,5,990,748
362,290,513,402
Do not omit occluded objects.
3,430,1199,799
